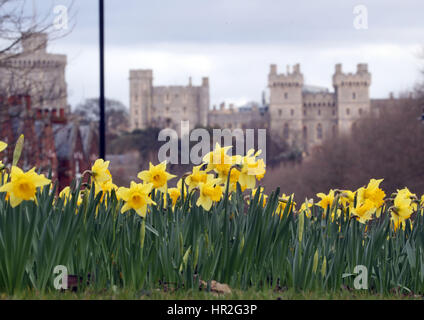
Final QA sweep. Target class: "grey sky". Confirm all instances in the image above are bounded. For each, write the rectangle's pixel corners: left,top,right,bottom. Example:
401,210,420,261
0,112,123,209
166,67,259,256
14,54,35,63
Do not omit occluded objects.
38,0,424,108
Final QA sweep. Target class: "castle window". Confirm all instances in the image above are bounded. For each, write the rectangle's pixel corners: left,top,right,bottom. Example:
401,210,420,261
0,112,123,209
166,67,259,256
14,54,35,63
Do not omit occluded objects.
332,110,336,116
352,92,356,99
358,108,363,115
284,92,288,99
278,109,282,116
303,126,307,140
317,123,323,139
303,110,307,116
346,108,350,115
290,109,294,116
318,109,321,116
283,123,289,139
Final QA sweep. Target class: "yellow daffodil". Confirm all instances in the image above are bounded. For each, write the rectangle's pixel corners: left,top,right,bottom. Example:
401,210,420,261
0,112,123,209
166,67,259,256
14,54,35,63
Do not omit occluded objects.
351,199,375,224
356,179,386,217
277,193,296,218
185,165,208,192
196,174,223,211
238,149,266,191
317,190,335,211
137,161,176,193
396,187,417,210
0,141,7,152
390,190,414,231
202,143,233,176
0,166,50,207
299,199,314,218
59,186,83,206
167,187,181,209
117,182,156,218
220,165,241,192
91,159,112,185
95,178,118,201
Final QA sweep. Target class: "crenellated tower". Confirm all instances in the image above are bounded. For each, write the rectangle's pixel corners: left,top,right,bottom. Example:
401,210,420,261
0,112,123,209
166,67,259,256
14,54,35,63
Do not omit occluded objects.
268,63,304,146
333,63,371,134
129,69,153,130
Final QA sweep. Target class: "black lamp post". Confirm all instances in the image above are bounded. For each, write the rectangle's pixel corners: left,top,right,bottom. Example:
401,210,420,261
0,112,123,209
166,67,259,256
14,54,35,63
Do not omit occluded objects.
99,0,106,159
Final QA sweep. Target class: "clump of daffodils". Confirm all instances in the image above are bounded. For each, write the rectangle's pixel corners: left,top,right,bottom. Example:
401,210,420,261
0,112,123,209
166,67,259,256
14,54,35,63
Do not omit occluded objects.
1,136,423,234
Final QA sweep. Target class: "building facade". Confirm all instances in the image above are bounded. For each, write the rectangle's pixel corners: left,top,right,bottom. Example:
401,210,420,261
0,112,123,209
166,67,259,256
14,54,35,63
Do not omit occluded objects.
129,70,209,133
268,63,371,151
128,64,380,152
0,32,68,116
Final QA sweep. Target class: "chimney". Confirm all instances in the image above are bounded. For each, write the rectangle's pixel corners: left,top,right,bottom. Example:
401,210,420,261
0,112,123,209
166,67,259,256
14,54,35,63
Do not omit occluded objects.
270,64,277,75
335,63,342,74
188,76,192,87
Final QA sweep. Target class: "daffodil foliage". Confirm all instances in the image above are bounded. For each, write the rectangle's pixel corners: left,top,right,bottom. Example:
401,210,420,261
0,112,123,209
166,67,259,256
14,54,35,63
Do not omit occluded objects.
0,139,424,295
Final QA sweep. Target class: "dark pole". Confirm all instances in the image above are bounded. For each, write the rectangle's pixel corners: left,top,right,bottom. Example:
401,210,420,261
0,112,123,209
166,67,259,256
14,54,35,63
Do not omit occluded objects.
99,0,106,159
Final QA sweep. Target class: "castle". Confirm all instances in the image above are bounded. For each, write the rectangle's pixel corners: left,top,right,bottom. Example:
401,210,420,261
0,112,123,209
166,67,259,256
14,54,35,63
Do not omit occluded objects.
268,63,371,151
129,70,209,133
129,63,374,152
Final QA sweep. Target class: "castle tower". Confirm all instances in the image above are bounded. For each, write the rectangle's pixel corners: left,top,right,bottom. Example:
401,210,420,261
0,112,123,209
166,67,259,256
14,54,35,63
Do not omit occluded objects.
129,69,153,131
268,63,304,146
333,63,371,134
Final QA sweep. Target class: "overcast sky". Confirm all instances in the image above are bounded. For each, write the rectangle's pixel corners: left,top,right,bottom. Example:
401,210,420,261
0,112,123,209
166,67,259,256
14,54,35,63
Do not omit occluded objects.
37,0,424,109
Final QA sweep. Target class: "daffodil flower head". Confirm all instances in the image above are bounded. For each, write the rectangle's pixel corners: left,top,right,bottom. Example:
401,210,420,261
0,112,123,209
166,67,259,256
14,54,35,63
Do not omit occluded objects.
91,159,112,185
351,199,375,224
196,174,223,211
237,149,266,191
277,193,296,218
185,165,208,192
0,166,51,207
167,187,181,209
118,181,156,218
137,161,176,193
317,190,335,211
202,143,233,175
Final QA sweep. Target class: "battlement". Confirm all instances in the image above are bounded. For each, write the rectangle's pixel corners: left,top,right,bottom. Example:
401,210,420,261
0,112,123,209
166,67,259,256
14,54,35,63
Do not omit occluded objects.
333,63,371,87
268,63,303,87
129,69,153,80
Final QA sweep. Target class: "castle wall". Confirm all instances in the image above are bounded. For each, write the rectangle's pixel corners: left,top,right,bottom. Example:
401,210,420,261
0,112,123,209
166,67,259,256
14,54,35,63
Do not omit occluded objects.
129,70,209,132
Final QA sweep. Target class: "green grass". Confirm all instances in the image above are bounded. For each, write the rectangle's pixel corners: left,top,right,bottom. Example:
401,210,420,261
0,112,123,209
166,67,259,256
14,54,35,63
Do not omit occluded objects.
2,288,422,300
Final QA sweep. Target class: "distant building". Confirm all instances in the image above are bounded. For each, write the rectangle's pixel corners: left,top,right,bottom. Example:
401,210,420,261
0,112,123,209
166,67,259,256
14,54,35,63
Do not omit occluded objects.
0,32,68,115
268,63,371,152
128,64,416,154
129,70,209,133
0,33,98,190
